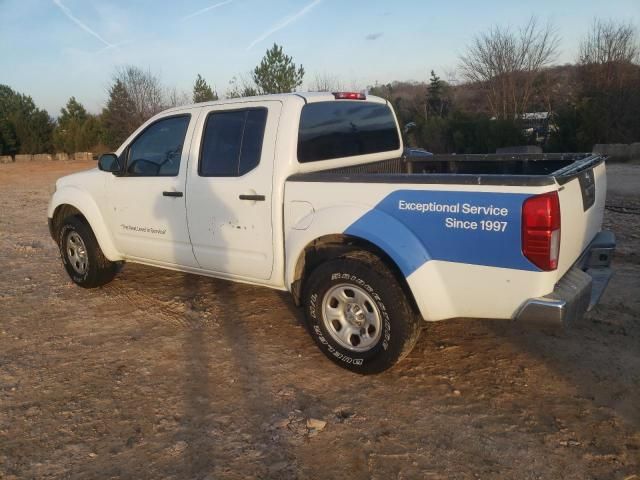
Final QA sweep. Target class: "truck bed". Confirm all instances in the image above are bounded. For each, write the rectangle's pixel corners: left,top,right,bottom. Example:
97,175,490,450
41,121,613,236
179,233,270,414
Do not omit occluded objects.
286,150,608,320
290,152,605,187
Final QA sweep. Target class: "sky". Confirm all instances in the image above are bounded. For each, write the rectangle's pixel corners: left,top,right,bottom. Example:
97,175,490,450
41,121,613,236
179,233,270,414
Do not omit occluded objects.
1,0,639,115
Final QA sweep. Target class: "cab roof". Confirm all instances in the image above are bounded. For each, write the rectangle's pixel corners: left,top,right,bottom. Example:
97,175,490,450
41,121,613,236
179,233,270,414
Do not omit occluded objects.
163,91,387,115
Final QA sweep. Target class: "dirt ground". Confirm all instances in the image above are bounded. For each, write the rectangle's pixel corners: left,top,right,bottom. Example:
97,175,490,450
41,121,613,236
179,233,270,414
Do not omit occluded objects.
0,160,638,480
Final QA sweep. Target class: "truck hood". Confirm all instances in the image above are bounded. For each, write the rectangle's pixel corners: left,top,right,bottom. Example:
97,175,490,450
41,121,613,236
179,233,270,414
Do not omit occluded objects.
55,167,101,191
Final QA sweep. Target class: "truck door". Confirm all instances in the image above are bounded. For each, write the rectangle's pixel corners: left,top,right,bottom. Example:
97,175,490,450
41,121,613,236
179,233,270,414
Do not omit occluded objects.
106,112,200,267
186,100,281,280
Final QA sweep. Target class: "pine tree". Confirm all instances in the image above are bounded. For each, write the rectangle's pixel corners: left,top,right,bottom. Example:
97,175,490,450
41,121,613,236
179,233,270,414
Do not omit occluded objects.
60,97,87,124
426,70,449,118
54,97,89,152
17,108,54,154
0,84,53,155
0,85,20,155
192,74,217,103
252,43,304,94
102,80,137,150
78,115,104,152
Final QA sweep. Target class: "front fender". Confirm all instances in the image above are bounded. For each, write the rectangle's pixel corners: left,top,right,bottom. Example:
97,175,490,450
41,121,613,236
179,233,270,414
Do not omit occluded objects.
48,186,123,261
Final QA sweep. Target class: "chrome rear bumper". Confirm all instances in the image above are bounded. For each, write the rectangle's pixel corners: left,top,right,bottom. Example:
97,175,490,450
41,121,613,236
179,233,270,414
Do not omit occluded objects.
515,230,615,328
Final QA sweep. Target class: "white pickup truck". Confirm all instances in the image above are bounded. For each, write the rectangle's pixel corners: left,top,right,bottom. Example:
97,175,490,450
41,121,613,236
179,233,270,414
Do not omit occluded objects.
48,92,615,373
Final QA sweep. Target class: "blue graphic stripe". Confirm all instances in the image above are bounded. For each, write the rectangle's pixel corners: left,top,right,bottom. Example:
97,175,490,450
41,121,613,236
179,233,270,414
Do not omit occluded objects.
345,190,539,276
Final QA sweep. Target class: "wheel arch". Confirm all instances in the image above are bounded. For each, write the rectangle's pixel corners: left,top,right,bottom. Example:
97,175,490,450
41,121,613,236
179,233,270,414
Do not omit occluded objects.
49,188,122,261
289,233,420,315
50,204,85,237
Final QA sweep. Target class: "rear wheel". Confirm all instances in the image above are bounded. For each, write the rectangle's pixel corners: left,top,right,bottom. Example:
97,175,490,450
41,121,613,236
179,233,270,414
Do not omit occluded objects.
302,252,422,374
58,216,118,288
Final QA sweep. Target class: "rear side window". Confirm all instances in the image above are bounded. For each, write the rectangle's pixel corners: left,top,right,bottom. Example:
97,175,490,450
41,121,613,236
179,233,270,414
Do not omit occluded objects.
297,101,400,163
199,108,267,177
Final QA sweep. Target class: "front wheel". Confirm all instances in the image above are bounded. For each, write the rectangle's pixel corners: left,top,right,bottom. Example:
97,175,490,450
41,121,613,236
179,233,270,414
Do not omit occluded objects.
302,253,422,374
58,216,118,288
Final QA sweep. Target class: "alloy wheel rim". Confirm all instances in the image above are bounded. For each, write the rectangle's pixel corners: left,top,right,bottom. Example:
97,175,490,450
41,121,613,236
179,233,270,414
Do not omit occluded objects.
66,231,88,275
321,283,382,352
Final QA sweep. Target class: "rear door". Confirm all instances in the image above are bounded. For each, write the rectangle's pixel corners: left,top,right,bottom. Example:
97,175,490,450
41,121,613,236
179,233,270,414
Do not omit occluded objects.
186,100,282,280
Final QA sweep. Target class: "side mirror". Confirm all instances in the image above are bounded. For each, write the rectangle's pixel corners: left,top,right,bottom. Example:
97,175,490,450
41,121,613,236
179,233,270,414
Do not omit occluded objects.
98,153,121,174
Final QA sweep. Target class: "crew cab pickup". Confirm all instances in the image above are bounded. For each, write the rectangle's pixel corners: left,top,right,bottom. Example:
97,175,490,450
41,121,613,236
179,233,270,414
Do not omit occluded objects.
47,92,615,373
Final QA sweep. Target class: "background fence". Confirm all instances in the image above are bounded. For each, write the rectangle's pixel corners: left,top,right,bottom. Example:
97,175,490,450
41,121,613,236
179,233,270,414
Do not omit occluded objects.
0,152,94,164
593,143,640,162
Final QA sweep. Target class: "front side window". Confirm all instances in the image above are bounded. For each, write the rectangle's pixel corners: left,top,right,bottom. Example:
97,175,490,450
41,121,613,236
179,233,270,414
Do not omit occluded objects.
297,101,400,163
127,115,190,176
199,108,267,177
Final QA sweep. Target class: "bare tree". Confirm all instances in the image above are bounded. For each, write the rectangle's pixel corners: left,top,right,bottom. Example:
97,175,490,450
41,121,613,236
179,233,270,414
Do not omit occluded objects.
165,87,191,108
347,80,366,93
443,67,461,86
578,19,639,90
459,17,560,119
309,73,345,92
225,74,259,99
114,66,164,123
579,20,639,65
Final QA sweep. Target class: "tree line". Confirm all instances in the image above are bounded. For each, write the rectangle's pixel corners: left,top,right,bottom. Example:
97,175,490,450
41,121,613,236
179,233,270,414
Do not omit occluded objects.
0,43,303,156
1,18,639,157
372,18,639,153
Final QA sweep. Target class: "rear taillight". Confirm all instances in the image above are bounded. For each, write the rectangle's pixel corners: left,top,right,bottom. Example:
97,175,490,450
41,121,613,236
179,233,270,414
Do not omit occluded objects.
522,192,561,271
333,92,366,100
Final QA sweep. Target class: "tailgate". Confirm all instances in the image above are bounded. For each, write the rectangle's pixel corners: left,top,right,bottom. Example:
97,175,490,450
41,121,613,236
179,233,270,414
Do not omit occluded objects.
555,159,607,277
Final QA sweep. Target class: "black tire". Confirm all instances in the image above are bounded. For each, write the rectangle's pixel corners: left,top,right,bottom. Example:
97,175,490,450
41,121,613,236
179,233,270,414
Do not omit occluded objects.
57,216,118,288
302,252,422,374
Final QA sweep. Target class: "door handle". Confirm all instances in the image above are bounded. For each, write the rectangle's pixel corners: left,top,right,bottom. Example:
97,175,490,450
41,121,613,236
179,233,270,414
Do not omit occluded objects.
163,191,183,197
239,194,265,201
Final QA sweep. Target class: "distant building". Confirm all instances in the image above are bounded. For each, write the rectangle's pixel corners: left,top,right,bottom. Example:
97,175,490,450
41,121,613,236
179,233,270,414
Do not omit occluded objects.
519,112,557,144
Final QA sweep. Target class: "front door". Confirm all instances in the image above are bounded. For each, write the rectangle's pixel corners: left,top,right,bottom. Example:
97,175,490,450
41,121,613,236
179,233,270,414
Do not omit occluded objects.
186,101,281,280
106,112,199,267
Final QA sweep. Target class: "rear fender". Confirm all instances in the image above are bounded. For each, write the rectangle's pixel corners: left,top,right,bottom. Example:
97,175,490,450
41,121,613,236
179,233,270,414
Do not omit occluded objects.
286,204,431,297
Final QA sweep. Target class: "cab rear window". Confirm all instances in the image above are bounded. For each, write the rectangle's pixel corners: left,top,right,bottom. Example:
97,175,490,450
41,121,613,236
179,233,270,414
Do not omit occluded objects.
297,101,400,163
